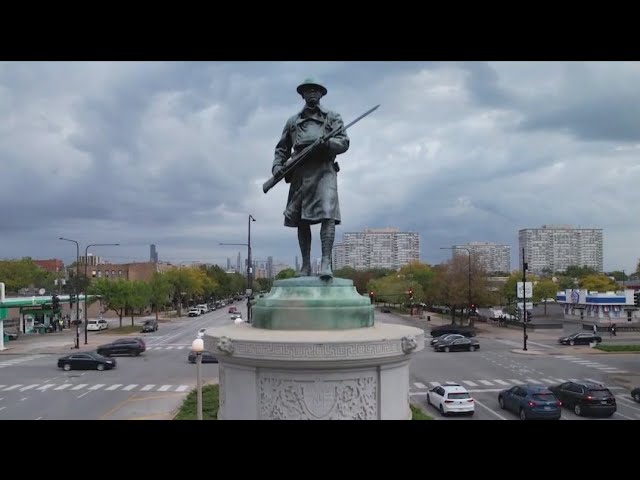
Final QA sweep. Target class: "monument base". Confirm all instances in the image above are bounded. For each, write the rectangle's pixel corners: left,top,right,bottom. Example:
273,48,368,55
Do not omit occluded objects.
203,322,424,420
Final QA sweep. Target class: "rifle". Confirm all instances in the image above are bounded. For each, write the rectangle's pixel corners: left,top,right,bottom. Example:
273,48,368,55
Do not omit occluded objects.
262,104,380,194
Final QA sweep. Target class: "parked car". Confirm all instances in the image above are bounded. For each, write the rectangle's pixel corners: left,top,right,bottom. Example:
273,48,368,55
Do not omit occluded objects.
87,319,109,331
430,333,465,347
498,385,562,420
58,352,116,371
188,308,200,317
97,337,146,357
3,330,18,341
187,350,218,363
426,384,474,416
433,336,480,352
548,381,616,417
557,332,602,346
430,325,476,338
141,319,158,332
631,387,640,403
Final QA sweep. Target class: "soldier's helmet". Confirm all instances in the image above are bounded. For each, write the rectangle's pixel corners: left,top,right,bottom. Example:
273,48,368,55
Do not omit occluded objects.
296,78,327,96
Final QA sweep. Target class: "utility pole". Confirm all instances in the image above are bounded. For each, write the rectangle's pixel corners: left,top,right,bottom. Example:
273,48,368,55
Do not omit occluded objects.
522,247,528,351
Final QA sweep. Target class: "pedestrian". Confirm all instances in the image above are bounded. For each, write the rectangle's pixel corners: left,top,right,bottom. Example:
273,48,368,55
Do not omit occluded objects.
270,78,350,279
611,323,617,336
592,324,597,335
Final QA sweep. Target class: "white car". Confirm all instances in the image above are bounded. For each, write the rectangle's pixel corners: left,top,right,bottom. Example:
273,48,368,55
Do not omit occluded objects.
426,384,475,416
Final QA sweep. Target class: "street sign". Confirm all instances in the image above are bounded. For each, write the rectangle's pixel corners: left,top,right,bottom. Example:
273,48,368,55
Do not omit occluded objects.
517,302,533,310
0,307,7,320
517,282,533,299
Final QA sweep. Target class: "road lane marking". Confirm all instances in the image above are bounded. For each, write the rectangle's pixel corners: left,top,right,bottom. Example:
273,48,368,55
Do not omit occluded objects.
77,391,91,398
123,384,138,391
508,379,525,385
71,384,88,390
20,384,39,392
89,384,106,390
3,385,22,391
176,385,190,392
463,381,478,387
141,384,155,391
106,384,123,391
37,384,56,391
472,398,507,420
614,411,635,420
414,382,427,389
479,380,494,386
540,379,556,384
54,384,71,390
158,385,172,391
493,380,510,386
525,379,542,384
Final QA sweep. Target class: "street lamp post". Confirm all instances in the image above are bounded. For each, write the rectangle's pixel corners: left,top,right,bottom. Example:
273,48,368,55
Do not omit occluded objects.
84,243,119,344
192,337,204,420
59,237,80,349
219,214,256,324
440,247,472,323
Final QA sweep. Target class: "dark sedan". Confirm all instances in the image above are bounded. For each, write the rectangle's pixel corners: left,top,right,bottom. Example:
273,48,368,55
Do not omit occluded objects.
188,350,218,364
631,387,640,403
557,332,602,346
58,352,116,371
434,336,480,352
97,338,146,357
430,325,476,338
498,385,561,420
431,333,465,347
549,381,616,417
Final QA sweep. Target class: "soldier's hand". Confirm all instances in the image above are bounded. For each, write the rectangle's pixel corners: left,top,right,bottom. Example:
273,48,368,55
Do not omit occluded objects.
272,165,285,177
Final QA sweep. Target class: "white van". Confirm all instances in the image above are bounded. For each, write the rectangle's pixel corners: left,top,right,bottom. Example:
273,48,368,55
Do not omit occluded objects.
87,319,109,331
197,304,209,314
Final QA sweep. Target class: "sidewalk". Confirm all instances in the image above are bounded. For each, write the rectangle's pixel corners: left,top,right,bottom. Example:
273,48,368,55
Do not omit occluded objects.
0,329,126,355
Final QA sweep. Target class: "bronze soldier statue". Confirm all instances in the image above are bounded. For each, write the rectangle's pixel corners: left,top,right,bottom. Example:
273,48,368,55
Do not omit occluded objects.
271,78,350,279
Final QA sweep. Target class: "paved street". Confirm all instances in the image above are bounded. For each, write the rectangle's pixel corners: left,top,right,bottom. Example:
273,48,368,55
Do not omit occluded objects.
0,305,244,420
377,310,640,421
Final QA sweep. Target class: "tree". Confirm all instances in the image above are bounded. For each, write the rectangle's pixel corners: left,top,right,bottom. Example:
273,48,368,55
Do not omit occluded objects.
532,279,558,315
128,281,151,325
275,268,296,280
579,274,619,292
565,265,598,278
0,258,56,293
607,270,627,282
149,273,172,320
88,279,131,328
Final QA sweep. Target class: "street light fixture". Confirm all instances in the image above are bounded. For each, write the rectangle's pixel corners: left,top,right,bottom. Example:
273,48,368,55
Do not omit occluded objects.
191,337,205,420
440,246,472,323
59,237,80,349
220,214,256,324
84,243,119,344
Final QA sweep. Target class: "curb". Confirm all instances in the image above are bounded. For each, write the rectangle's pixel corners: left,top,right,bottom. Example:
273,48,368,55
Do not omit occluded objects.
510,349,546,355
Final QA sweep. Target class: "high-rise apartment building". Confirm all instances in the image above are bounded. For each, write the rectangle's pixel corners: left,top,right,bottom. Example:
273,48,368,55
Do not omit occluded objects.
150,244,158,263
451,242,511,274
332,228,420,270
518,225,603,274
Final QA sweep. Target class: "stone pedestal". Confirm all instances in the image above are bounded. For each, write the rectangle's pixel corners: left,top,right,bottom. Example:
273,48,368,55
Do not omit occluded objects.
204,277,424,420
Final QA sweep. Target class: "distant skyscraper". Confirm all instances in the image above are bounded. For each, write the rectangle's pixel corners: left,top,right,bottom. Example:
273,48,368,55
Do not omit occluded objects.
236,252,241,273
227,258,231,271
332,228,420,270
519,225,603,274
451,242,511,274
150,244,158,263
267,256,274,279
295,256,299,272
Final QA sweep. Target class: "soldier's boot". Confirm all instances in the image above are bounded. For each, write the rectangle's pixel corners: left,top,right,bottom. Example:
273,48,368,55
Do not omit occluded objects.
296,224,312,277
319,220,335,280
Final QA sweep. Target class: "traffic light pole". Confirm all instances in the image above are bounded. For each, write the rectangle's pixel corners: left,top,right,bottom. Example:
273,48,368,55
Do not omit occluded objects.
522,247,528,352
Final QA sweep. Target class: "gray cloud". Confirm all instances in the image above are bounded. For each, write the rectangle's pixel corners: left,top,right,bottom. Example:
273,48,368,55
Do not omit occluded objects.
1,61,639,272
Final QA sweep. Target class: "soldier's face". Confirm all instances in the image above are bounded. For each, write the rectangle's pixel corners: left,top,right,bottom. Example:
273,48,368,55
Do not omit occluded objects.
302,87,322,107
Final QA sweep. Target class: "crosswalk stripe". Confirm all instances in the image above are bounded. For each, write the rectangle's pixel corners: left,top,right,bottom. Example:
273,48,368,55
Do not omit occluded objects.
105,384,122,391
72,384,88,390
0,385,5,389
89,384,106,391
54,384,71,390
429,382,441,387
508,379,525,385
166,346,175,350
141,384,155,391
553,379,567,383
526,378,543,384
445,381,458,385
3,385,22,391
493,380,510,386
585,378,602,384
177,346,186,350
176,385,189,392
158,385,172,391
20,384,39,391
462,381,478,387
123,384,138,391
541,379,555,384
37,384,56,391
568,378,580,382
414,382,427,389
479,380,494,386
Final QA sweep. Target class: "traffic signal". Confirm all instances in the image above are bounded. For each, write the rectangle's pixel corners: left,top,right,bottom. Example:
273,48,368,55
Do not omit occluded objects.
634,291,640,307
52,295,61,313
69,293,76,306
408,287,413,300
369,291,374,304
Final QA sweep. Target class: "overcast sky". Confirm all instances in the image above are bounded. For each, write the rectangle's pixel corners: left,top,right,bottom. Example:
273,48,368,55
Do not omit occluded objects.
1,61,639,272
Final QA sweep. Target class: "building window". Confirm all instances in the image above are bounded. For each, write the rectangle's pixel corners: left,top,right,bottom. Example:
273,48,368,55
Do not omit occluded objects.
118,270,122,276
